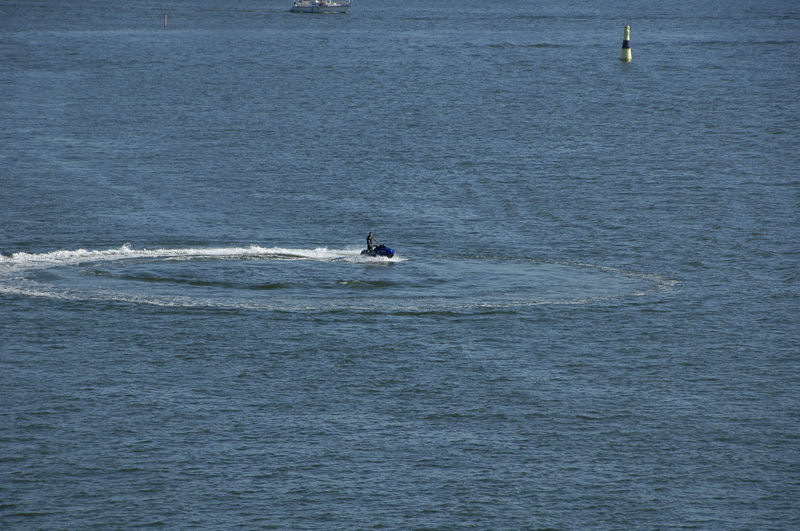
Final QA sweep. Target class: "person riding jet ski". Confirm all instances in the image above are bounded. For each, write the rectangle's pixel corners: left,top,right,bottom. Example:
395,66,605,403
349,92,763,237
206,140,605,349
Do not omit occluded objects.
362,233,396,258
367,232,380,252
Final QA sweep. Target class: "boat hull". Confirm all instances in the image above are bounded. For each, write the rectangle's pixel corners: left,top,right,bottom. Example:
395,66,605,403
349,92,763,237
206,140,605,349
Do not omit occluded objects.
361,245,395,258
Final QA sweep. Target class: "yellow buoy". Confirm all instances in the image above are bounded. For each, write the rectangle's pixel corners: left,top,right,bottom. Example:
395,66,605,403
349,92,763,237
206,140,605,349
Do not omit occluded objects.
620,25,631,62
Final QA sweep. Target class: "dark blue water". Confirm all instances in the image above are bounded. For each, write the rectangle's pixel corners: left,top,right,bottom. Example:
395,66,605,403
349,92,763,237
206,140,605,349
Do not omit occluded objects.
2,0,799,529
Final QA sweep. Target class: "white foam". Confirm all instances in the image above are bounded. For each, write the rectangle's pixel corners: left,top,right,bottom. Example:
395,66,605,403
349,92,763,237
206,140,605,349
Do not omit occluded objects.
0,244,404,275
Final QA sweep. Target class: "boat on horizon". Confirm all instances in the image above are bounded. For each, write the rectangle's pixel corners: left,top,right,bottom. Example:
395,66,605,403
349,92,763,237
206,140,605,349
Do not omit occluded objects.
290,0,351,14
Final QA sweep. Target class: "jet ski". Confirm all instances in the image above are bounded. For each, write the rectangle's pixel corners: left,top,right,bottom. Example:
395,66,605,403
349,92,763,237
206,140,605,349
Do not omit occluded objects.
361,244,395,258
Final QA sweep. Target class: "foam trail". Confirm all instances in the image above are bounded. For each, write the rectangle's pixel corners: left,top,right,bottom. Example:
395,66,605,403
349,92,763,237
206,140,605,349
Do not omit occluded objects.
0,244,396,275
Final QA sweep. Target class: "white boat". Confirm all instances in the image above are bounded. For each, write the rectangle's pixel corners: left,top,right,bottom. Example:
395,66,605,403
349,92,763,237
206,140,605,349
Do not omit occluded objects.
290,0,351,14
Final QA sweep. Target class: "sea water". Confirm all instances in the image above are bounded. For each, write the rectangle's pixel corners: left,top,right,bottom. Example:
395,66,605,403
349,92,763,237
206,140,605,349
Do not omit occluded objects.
1,0,799,529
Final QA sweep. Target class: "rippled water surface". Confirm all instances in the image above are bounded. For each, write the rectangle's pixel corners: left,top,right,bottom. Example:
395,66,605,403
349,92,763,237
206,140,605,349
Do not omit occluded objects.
2,0,799,529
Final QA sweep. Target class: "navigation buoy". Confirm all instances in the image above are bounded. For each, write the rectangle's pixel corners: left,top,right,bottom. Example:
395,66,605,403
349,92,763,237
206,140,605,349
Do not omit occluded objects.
620,25,631,62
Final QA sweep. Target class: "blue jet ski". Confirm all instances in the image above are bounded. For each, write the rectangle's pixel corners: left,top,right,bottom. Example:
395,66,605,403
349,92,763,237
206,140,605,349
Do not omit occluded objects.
361,244,395,258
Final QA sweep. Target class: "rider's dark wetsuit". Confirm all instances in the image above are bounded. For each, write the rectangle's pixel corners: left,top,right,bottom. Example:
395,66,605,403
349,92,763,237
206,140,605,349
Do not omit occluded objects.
367,232,379,251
